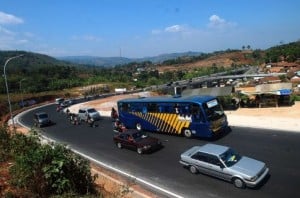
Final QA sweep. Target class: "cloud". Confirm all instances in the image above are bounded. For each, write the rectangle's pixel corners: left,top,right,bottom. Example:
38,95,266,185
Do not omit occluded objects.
71,35,102,42
208,14,236,29
165,24,185,33
152,24,187,35
0,25,15,35
151,29,162,35
0,11,24,25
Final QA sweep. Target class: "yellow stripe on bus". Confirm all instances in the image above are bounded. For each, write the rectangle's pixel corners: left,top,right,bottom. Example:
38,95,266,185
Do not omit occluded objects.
131,112,191,135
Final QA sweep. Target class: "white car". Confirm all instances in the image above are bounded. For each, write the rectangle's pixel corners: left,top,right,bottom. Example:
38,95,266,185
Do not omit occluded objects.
179,143,269,188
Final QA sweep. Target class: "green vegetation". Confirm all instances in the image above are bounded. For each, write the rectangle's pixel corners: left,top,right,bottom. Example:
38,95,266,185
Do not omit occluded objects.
265,41,300,63
0,126,99,197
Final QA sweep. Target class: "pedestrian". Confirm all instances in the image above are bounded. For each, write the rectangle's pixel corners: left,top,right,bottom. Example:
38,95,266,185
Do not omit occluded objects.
111,107,118,120
87,114,95,127
66,108,70,116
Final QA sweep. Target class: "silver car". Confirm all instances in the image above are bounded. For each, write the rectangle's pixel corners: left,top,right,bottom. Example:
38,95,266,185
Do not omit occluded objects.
179,143,269,188
78,107,101,122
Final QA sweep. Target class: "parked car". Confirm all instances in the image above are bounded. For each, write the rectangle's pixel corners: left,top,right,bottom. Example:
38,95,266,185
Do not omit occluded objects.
33,112,52,127
179,143,269,188
78,107,101,122
60,99,74,108
113,130,162,154
55,98,64,105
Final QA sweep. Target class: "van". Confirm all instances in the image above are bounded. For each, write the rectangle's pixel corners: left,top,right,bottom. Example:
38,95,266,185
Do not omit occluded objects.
78,108,101,122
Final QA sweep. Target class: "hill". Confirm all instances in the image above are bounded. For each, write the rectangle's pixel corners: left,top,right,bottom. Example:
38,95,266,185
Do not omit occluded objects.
57,56,132,67
0,50,76,72
57,51,203,67
155,50,262,72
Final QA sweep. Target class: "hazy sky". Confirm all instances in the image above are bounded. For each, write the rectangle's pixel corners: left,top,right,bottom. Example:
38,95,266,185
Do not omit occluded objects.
1,0,299,58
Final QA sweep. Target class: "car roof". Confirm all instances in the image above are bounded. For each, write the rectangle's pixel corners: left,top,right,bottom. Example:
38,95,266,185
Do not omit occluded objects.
35,112,47,115
79,107,95,110
198,143,229,156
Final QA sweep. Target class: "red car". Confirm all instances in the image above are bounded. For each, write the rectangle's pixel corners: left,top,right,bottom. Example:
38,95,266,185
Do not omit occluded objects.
113,130,162,154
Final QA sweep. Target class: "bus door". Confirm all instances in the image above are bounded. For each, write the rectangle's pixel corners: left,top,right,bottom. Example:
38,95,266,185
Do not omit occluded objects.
190,103,211,137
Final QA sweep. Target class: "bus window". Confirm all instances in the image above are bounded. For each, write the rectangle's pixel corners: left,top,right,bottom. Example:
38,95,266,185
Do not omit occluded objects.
158,105,163,112
148,103,157,112
120,103,129,112
174,104,180,114
142,106,147,114
191,104,204,122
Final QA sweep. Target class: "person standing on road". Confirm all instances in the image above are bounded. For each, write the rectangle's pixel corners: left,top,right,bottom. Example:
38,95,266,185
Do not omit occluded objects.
111,107,118,121
87,114,95,127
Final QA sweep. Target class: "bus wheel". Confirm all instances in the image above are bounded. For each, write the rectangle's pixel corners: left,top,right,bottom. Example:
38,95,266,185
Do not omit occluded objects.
183,129,192,138
136,123,142,131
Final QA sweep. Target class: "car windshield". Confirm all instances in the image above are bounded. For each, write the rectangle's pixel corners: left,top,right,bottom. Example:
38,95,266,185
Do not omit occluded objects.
87,109,97,113
220,148,241,167
39,114,48,119
132,132,148,141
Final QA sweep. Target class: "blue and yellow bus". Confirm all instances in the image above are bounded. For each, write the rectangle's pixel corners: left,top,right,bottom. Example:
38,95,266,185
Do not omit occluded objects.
117,95,229,138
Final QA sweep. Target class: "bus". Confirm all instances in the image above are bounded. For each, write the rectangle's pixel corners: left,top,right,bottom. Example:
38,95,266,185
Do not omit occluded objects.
117,95,229,138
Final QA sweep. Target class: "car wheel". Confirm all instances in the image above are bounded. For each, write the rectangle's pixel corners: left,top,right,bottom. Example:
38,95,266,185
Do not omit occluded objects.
137,147,143,154
183,129,192,138
233,178,245,188
189,165,198,174
117,142,122,149
136,123,142,131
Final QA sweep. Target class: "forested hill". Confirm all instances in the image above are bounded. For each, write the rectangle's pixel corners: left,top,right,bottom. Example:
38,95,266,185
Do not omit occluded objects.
1,41,299,72
57,51,203,67
0,40,299,94
265,41,300,62
0,51,76,72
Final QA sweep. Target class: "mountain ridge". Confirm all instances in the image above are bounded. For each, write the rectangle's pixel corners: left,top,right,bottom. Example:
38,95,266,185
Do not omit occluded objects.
56,51,204,67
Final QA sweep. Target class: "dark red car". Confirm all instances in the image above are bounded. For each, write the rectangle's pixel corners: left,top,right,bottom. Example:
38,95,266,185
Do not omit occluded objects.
113,130,162,154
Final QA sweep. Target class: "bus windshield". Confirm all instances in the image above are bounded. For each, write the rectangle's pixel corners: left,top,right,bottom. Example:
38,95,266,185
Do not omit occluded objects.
203,99,224,121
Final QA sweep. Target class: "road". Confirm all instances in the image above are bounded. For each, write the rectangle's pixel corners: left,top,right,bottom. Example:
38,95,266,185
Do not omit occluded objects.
19,104,300,198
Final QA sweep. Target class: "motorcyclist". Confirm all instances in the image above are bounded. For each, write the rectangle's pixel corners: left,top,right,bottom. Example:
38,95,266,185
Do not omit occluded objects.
113,119,126,133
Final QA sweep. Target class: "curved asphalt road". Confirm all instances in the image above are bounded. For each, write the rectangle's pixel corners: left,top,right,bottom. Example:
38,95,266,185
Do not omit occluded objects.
18,104,300,198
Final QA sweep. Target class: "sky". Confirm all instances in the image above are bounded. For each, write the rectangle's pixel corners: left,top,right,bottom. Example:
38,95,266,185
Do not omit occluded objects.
0,0,300,58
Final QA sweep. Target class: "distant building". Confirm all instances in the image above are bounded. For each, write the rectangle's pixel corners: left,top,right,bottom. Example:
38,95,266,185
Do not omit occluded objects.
259,76,281,84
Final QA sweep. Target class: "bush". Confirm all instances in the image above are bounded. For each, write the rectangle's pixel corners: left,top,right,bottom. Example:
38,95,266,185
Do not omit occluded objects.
0,128,99,197
0,125,12,162
290,94,300,102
